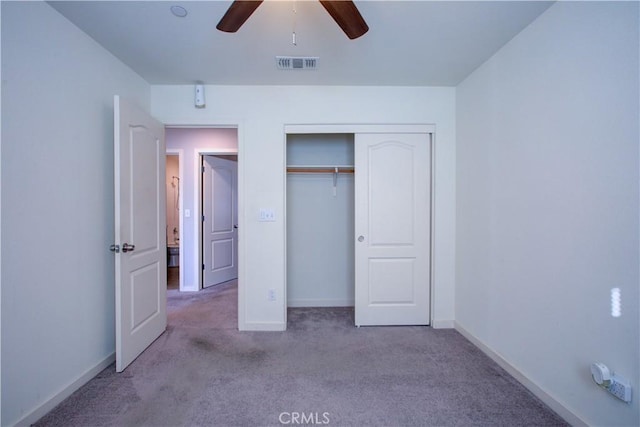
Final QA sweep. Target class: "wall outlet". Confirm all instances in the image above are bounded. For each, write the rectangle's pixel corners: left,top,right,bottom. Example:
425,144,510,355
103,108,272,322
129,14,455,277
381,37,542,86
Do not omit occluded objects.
268,289,276,302
608,374,632,403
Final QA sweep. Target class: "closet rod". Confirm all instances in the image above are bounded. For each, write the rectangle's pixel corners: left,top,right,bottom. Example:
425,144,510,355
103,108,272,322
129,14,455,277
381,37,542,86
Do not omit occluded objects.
286,167,354,174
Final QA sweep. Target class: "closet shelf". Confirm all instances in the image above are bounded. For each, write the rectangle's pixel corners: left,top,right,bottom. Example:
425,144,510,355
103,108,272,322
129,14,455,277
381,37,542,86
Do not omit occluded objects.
286,165,354,174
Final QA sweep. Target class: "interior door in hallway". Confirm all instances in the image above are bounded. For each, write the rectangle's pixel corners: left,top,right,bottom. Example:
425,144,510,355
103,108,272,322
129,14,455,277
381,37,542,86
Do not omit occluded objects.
202,155,238,287
354,133,431,326
113,96,167,372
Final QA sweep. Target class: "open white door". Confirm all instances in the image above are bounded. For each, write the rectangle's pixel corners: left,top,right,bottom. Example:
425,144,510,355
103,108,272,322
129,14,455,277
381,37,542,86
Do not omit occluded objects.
202,155,238,287
113,96,166,372
354,133,431,326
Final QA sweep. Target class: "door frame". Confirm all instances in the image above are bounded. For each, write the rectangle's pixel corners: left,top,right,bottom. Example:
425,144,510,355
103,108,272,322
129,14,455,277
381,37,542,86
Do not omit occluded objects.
198,152,239,290
283,124,436,326
166,148,184,291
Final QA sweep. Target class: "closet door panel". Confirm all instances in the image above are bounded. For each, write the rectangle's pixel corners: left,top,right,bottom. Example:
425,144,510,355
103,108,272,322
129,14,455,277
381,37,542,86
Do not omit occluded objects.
355,133,431,326
368,142,415,246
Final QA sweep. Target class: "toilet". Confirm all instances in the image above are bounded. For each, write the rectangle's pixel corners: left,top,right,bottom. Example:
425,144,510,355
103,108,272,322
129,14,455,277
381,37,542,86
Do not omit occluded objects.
167,245,179,267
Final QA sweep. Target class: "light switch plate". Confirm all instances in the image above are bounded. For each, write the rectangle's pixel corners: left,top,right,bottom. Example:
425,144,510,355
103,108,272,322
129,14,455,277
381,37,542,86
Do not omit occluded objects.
259,208,275,222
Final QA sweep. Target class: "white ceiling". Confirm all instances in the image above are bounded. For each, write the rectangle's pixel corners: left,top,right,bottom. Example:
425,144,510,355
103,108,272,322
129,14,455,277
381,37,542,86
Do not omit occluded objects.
49,0,553,86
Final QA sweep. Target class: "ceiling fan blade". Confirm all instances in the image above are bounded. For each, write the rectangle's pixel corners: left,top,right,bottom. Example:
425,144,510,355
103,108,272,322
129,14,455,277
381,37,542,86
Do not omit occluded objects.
216,1,263,33
319,0,369,40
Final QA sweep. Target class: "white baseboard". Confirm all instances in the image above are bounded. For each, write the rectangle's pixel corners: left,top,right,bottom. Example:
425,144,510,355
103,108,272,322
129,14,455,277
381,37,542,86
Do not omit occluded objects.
431,319,455,329
240,321,286,331
454,322,587,427
287,298,354,308
13,353,115,427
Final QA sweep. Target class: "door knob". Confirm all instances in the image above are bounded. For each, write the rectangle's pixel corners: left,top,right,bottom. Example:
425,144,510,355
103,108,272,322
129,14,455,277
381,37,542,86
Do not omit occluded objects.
358,235,365,242
109,244,120,253
122,243,135,253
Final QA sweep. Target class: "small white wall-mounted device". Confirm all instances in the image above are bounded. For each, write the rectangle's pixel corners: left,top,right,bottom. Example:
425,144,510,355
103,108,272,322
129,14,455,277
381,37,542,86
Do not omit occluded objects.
195,84,206,109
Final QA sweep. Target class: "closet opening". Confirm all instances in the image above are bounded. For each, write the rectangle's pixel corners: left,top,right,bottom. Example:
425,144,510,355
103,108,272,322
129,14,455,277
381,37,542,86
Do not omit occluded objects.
286,134,355,314
284,124,434,328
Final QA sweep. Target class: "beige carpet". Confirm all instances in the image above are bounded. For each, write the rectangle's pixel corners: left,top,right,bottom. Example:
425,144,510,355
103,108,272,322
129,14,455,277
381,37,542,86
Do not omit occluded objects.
35,281,567,426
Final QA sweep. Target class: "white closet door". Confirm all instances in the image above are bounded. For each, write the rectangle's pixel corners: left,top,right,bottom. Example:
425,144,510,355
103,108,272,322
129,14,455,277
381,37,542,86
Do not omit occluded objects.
354,133,431,326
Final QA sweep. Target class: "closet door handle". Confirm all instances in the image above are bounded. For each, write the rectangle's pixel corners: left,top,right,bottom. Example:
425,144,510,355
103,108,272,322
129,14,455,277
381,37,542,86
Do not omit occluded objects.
358,235,365,242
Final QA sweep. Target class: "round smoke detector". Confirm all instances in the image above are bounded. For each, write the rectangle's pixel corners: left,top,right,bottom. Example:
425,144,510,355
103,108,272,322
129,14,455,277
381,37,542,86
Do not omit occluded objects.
170,5,188,18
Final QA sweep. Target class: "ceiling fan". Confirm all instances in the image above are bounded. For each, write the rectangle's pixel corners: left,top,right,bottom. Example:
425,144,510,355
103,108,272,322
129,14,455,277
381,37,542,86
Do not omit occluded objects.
216,1,369,40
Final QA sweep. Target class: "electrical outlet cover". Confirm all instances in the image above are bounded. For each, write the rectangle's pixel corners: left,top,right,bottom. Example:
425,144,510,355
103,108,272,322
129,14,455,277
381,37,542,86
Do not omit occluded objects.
608,374,632,403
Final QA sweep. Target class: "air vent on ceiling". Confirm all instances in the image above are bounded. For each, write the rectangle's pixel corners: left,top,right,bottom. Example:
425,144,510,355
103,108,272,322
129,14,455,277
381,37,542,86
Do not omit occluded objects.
276,56,319,70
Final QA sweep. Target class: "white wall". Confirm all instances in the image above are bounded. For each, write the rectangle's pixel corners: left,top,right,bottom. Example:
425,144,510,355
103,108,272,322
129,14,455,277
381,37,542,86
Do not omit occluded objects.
456,2,639,425
152,85,456,330
165,128,238,291
1,2,150,426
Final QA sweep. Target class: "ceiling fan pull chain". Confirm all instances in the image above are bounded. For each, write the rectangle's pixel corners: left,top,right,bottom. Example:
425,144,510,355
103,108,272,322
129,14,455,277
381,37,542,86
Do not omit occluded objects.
292,0,297,46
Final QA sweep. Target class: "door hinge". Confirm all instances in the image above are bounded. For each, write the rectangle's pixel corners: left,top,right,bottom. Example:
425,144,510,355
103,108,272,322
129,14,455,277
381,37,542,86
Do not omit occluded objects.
201,166,205,173
202,264,205,271
202,215,205,222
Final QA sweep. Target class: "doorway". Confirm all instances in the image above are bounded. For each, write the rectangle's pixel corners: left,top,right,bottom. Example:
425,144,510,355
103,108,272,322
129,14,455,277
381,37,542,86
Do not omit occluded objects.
164,127,239,292
115,102,243,372
166,153,181,290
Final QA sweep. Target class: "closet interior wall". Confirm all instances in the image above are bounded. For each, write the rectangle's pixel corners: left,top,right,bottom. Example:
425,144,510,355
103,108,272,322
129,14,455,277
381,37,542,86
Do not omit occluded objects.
286,134,355,307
